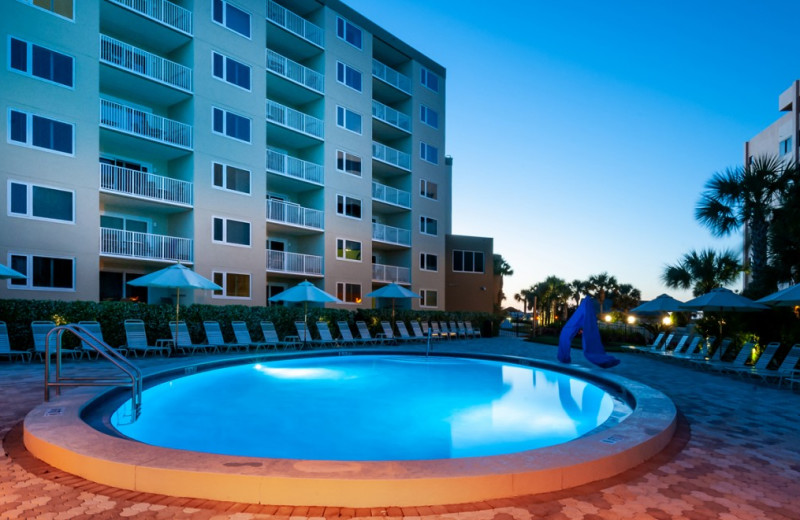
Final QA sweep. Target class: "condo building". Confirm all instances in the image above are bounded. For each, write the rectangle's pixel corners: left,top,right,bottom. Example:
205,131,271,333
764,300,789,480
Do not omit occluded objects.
1,0,457,310
745,81,799,163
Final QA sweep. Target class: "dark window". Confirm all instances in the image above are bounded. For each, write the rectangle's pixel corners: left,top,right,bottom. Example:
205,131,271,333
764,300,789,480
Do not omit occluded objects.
10,110,27,143
31,115,72,153
10,38,27,71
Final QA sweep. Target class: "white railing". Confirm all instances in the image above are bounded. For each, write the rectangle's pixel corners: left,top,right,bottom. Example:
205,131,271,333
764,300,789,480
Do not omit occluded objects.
100,163,192,206
266,0,324,48
266,199,323,230
266,148,324,185
372,181,411,208
372,141,411,171
100,99,193,149
372,59,411,94
266,99,324,139
266,49,324,94
100,34,192,93
372,100,410,132
372,222,411,247
100,228,193,263
107,0,193,35
372,263,411,284
267,250,323,275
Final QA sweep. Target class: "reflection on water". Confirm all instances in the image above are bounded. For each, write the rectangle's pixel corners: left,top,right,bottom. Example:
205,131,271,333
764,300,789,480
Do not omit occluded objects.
112,356,615,461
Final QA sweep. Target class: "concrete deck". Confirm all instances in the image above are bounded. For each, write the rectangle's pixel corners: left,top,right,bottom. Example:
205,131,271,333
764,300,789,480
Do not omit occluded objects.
2,336,799,519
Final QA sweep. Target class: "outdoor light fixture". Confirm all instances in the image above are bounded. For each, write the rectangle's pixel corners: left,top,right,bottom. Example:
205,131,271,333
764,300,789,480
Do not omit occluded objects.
662,315,672,326
627,316,636,325
604,315,612,322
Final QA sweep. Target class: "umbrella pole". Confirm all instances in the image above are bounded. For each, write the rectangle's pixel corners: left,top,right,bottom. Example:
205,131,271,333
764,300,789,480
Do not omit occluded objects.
175,288,180,352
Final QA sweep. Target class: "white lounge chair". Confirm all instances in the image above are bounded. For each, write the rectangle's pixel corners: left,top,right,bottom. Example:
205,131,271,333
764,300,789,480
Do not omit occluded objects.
203,321,248,353
123,320,171,357
32,321,82,361
356,321,382,345
315,322,340,348
0,321,32,362
231,321,273,351
168,321,218,355
336,321,364,346
260,321,297,350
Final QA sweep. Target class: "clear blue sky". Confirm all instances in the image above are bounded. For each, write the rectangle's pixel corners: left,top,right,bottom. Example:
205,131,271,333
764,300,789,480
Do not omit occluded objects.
344,0,798,303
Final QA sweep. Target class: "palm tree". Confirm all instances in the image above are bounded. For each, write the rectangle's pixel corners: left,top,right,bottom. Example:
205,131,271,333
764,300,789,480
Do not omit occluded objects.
586,272,618,313
769,172,800,284
695,155,798,295
611,283,641,313
492,254,514,308
569,279,587,307
661,248,743,296
536,276,571,324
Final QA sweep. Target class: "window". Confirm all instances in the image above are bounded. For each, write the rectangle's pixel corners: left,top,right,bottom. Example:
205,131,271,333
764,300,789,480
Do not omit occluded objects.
420,105,439,129
212,271,251,299
420,253,438,271
420,179,438,200
336,239,362,261
9,37,73,87
212,217,250,246
18,0,73,20
212,0,251,38
336,17,362,49
212,162,250,194
212,107,251,143
8,181,74,222
337,282,362,304
420,142,438,164
336,150,362,176
212,52,251,90
420,216,438,236
8,254,74,290
420,67,440,92
336,106,362,134
336,61,362,92
420,289,438,308
8,109,73,155
453,250,485,273
336,194,362,219
780,137,792,156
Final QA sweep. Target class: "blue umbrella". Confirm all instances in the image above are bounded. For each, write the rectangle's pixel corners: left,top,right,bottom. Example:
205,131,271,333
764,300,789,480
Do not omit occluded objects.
756,283,800,307
365,283,420,325
631,293,684,314
0,263,26,280
269,281,341,343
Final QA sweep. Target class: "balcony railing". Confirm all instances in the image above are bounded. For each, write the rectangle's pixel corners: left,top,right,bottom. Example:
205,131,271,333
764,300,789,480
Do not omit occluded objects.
372,141,410,171
372,181,411,209
100,34,192,93
267,250,323,276
266,0,324,48
107,0,193,36
266,49,324,94
372,263,411,284
100,99,193,149
372,100,410,132
266,148,323,185
372,222,411,247
266,199,323,230
100,228,193,263
372,59,411,95
100,163,192,206
266,99,324,140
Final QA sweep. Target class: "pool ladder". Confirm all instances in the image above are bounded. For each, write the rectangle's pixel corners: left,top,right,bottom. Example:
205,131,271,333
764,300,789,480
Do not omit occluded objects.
44,324,142,422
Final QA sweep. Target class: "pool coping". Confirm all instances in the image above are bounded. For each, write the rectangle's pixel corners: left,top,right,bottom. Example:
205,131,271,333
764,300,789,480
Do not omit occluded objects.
23,350,677,507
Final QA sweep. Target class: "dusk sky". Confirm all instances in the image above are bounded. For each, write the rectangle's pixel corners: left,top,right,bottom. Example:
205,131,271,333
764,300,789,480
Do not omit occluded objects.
344,0,798,303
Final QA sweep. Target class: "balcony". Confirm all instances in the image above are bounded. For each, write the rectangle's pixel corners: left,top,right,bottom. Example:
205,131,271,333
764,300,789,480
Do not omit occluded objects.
100,34,192,93
105,0,192,36
266,148,323,186
267,250,323,276
372,100,410,133
266,0,324,49
373,59,411,95
372,181,411,209
266,99,324,144
266,49,324,95
100,163,192,207
373,141,410,171
372,263,411,284
372,222,411,247
100,99,193,150
100,228,192,263
266,199,323,231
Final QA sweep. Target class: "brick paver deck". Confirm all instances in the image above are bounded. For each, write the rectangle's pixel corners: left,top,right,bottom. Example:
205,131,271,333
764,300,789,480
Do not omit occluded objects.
2,336,799,519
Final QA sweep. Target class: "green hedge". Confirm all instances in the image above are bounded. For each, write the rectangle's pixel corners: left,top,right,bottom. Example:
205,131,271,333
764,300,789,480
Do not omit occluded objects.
0,299,500,351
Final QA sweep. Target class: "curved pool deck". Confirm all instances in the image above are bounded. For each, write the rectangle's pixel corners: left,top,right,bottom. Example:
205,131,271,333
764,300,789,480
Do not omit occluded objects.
22,349,676,508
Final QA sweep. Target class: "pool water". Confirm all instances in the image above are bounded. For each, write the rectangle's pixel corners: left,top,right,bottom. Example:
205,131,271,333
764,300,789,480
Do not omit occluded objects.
112,355,616,461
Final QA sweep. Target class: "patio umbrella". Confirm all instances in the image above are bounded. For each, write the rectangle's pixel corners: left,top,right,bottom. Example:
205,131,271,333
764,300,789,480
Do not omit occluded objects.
756,283,800,307
365,283,421,328
630,293,684,314
680,288,768,335
0,263,26,280
268,280,341,343
127,263,222,345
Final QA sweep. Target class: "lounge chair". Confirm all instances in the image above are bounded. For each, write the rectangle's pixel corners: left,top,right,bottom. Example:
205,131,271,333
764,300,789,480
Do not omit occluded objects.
422,322,442,340
673,336,701,359
381,321,407,345
665,335,691,356
396,322,418,343
294,321,331,348
122,320,171,357
728,342,781,379
646,332,665,349
76,321,117,359
203,321,248,353
231,321,274,351
439,322,457,340
260,321,297,350
465,321,481,338
168,321,218,355
356,321,382,345
315,322,340,348
0,321,32,362
336,321,363,346
650,333,673,354
777,345,800,387
410,321,428,341
706,340,753,372
456,321,469,339
32,321,82,361
450,321,467,339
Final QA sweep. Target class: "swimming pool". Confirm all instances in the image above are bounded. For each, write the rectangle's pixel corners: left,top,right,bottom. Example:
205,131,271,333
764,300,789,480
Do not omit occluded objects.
111,355,620,461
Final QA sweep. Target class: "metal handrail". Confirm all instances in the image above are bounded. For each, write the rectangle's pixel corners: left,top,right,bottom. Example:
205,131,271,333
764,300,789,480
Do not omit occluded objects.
44,324,142,421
